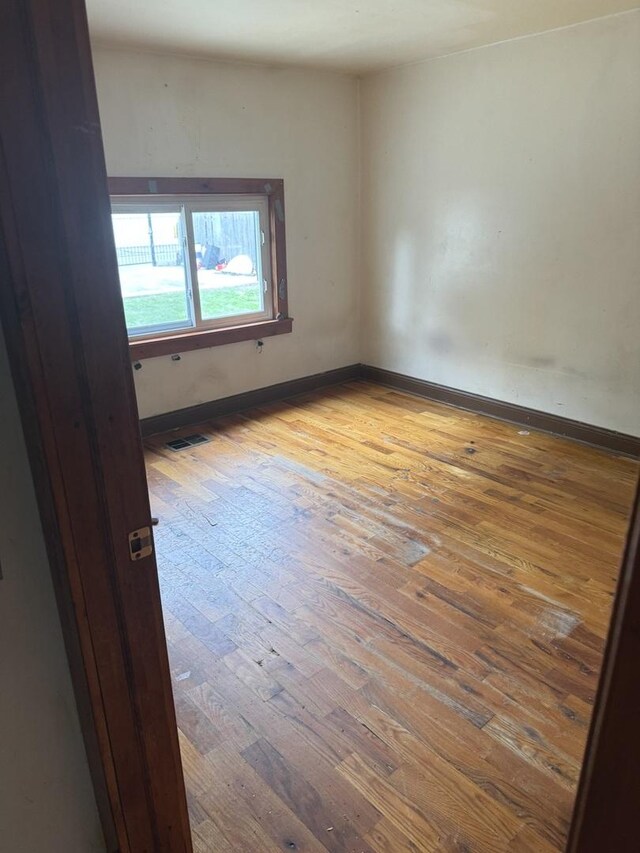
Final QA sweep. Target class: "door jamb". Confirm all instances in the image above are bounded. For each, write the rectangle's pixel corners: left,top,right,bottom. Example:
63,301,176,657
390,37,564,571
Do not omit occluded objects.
567,483,640,851
0,1,191,850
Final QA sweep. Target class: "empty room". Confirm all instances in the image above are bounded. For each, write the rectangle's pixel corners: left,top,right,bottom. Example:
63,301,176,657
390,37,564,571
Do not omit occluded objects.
1,1,639,852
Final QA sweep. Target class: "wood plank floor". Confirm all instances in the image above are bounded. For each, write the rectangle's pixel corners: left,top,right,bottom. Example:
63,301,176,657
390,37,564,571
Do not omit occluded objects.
144,381,638,853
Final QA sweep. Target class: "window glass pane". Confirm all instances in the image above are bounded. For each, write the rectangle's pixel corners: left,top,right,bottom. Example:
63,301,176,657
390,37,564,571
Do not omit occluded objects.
191,210,264,321
111,211,192,333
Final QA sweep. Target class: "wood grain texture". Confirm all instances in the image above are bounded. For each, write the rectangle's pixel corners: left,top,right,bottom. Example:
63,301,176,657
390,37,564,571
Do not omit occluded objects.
140,365,361,437
141,364,640,459
129,317,293,361
567,485,640,852
361,366,640,459
145,381,638,852
0,1,190,849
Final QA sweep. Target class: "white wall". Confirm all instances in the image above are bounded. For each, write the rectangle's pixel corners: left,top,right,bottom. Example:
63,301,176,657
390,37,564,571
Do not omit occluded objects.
361,11,640,435
0,328,104,852
93,48,360,419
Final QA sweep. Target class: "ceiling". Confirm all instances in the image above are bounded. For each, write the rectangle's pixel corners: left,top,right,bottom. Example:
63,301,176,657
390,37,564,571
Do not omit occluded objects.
86,0,639,74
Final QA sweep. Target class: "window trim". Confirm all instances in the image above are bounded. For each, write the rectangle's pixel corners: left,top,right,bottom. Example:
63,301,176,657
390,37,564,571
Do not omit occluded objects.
108,177,291,359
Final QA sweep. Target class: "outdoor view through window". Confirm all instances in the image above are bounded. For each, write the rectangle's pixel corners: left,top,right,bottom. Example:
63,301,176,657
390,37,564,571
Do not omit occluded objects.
110,196,271,339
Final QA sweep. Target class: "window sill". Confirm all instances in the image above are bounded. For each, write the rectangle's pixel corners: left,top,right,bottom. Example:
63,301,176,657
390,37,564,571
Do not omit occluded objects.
129,317,293,361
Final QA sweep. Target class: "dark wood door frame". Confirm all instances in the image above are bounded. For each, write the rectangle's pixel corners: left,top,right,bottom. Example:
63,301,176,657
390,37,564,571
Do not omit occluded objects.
1,1,639,851
567,483,640,852
0,1,191,850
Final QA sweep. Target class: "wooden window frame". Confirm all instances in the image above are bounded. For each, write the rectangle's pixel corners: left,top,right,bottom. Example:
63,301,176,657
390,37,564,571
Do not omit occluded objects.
108,177,292,360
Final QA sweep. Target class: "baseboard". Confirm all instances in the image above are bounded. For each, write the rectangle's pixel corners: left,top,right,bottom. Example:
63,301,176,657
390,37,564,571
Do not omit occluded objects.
140,364,362,437
140,362,639,457
361,365,640,458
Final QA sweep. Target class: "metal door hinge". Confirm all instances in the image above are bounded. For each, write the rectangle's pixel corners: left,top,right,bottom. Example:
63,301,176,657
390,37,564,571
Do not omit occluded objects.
128,526,153,561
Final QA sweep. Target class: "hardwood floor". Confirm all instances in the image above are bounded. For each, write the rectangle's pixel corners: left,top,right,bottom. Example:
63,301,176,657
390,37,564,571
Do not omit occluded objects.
144,381,638,852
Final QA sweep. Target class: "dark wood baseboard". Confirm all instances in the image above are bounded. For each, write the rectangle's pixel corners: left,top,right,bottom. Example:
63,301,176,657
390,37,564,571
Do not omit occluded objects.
140,364,362,436
361,365,640,459
140,362,639,458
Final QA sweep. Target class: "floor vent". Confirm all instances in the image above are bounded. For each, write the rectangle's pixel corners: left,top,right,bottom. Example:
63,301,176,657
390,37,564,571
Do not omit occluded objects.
166,434,210,452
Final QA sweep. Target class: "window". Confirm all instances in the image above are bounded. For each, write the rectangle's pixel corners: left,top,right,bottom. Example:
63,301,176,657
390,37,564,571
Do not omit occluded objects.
108,178,291,359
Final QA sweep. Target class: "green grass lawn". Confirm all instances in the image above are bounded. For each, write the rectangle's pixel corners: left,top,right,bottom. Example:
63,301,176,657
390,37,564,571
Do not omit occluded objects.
123,284,262,330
